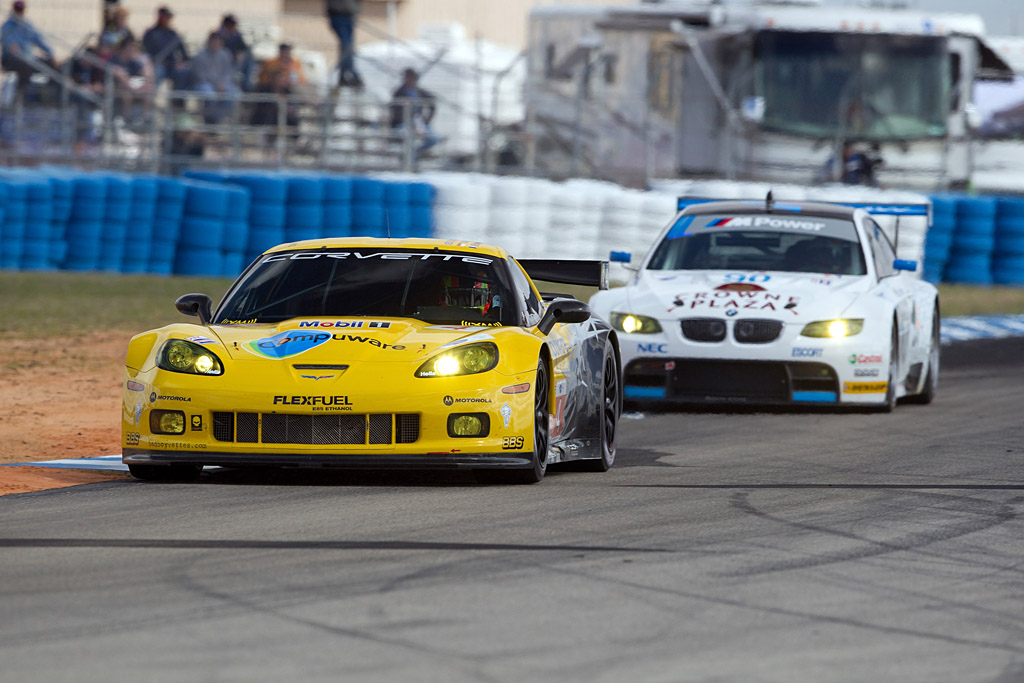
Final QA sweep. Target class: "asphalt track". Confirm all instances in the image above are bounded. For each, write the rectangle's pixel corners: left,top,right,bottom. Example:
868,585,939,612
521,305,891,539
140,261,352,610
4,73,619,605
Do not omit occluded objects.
2,338,1023,683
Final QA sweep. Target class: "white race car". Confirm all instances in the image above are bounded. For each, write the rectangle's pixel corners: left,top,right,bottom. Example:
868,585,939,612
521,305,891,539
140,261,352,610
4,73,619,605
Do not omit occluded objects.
589,196,940,411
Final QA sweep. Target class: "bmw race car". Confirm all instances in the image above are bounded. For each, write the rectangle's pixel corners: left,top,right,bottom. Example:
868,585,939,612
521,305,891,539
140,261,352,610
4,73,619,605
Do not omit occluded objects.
122,238,621,483
589,196,940,411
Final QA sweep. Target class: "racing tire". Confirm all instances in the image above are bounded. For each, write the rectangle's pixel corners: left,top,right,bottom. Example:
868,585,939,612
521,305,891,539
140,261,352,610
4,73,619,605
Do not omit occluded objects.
578,341,620,472
905,303,940,405
477,357,549,485
128,464,203,482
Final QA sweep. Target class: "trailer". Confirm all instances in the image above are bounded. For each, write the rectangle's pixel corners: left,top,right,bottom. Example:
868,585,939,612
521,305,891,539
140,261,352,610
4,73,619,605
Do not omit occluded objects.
525,0,1016,190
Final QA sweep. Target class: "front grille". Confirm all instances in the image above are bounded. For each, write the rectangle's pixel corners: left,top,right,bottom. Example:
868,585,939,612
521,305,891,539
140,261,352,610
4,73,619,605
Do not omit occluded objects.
212,412,419,445
680,318,727,342
733,319,783,344
624,359,839,403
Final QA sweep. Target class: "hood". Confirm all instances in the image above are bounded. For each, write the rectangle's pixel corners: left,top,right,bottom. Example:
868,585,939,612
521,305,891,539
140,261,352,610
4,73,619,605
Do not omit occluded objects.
628,271,871,322
199,318,505,363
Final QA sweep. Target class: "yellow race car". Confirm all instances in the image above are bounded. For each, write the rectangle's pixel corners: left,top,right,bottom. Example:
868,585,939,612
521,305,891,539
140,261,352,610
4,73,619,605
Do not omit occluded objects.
122,238,622,484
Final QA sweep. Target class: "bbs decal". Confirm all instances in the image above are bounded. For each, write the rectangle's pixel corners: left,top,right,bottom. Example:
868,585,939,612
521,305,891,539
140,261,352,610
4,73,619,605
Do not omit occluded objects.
502,436,525,450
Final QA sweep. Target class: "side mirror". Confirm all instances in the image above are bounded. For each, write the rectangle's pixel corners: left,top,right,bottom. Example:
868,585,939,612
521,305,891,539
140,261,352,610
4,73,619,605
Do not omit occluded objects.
893,259,918,273
537,298,591,335
175,293,214,325
609,250,632,263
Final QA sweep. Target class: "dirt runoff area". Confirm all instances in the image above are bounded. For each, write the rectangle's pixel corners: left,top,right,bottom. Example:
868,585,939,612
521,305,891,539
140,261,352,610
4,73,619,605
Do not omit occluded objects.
0,332,131,496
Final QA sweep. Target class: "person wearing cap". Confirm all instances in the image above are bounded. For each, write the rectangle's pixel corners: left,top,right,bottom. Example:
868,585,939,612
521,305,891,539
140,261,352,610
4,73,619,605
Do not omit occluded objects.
1,0,57,87
216,13,252,90
142,5,187,86
189,31,238,124
257,43,305,89
389,67,440,156
326,0,362,87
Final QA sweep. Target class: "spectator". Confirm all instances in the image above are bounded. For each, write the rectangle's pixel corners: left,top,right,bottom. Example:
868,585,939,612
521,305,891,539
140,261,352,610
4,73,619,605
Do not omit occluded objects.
251,67,299,150
1,0,56,88
326,0,362,87
389,67,439,155
72,33,125,97
189,31,238,124
216,13,252,90
142,5,187,86
257,43,305,89
100,6,134,48
165,98,205,174
110,38,154,125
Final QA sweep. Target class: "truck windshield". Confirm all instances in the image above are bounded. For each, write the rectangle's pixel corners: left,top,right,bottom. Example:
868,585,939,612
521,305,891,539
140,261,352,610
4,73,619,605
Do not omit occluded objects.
754,31,949,141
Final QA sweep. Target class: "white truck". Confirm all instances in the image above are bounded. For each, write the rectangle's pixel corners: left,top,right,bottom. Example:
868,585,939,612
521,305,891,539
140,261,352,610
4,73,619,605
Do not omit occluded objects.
525,0,1017,190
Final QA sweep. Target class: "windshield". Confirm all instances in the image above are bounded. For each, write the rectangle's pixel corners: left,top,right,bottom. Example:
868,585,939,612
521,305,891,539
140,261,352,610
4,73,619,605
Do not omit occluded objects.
647,214,867,275
216,248,516,326
755,31,949,141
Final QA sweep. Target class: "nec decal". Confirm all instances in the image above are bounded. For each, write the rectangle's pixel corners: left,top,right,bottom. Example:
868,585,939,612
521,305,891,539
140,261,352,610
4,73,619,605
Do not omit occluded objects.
638,343,668,353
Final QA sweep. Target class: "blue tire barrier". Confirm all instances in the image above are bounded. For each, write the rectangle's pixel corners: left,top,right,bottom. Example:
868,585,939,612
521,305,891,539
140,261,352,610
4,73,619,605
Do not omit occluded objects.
63,226,104,271
951,233,996,254
222,252,246,278
247,226,285,258
97,237,127,272
323,203,352,237
408,182,435,206
382,181,411,205
1,182,27,269
223,220,249,253
184,181,230,219
155,178,187,222
351,203,386,237
944,256,993,286
20,237,51,270
410,205,434,237
183,170,226,184
72,175,107,200
383,205,412,238
179,216,226,250
351,177,385,203
105,175,132,223
995,236,1024,256
131,176,159,204
285,175,324,204
223,185,251,222
174,247,223,276
323,176,353,203
248,201,286,228
121,240,152,274
232,173,287,203
285,204,324,241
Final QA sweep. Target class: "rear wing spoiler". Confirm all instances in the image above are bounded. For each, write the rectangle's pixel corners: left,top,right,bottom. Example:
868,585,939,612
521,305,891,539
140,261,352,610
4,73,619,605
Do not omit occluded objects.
518,259,610,290
675,197,931,226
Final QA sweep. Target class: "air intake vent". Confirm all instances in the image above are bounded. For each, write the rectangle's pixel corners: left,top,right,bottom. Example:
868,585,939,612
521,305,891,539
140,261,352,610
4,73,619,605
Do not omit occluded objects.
680,318,727,342
733,319,782,344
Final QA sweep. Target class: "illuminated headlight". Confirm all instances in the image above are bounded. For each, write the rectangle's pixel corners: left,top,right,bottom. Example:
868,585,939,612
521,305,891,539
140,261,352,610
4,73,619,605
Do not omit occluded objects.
416,342,498,378
801,319,864,338
610,312,662,334
158,339,223,375
150,410,185,435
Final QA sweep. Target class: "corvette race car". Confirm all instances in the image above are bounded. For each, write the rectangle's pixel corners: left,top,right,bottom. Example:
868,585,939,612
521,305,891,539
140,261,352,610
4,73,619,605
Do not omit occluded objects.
122,238,621,483
589,196,940,411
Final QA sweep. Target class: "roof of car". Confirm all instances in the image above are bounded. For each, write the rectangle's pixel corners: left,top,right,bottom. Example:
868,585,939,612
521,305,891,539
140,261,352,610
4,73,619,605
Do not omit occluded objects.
680,199,858,222
263,237,509,259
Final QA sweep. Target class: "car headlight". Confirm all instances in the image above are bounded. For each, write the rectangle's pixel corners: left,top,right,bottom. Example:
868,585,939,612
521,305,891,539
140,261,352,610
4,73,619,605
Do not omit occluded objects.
610,312,662,334
415,342,498,377
801,319,864,338
158,339,224,375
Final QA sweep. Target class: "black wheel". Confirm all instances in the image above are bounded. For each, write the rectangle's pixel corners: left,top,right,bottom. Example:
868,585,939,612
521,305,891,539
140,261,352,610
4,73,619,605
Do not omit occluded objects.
128,464,203,482
876,323,898,413
579,342,619,472
905,303,940,405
